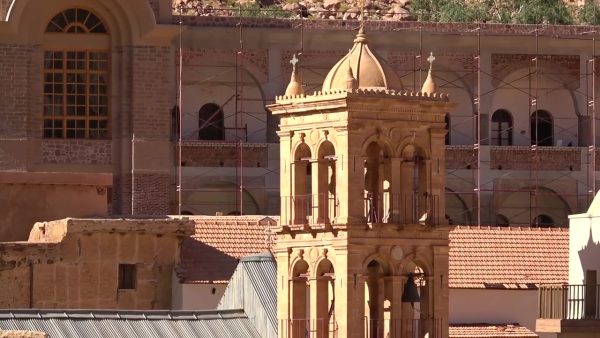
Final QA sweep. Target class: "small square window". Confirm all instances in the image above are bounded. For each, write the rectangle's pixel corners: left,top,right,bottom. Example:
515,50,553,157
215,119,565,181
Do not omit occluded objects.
118,264,136,290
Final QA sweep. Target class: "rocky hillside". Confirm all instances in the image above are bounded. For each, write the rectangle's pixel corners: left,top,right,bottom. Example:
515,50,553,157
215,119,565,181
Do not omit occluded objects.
173,0,600,25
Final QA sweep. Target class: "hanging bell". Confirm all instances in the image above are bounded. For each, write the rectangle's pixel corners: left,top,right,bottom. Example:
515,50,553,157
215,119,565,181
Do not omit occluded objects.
401,273,421,304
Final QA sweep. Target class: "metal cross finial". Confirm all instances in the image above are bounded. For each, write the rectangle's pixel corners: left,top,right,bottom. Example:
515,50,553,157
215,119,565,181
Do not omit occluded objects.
290,53,299,72
359,0,366,31
427,52,436,70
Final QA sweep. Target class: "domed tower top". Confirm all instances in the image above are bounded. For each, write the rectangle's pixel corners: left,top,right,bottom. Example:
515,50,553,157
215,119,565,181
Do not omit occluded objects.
321,27,403,92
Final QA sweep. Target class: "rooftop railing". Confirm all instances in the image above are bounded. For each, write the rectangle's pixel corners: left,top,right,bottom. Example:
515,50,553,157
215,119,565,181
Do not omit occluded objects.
539,284,600,320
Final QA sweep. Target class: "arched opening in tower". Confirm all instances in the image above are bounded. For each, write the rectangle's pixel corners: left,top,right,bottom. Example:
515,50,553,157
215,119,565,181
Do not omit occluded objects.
290,259,310,338
364,142,392,224
318,141,337,224
315,258,335,338
293,143,312,225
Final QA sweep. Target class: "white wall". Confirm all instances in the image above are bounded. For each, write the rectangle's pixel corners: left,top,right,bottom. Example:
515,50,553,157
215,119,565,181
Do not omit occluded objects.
450,288,556,338
568,196,600,285
171,272,228,310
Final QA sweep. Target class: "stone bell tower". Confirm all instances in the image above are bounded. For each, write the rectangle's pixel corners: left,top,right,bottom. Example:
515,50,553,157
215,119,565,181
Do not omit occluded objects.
267,27,455,338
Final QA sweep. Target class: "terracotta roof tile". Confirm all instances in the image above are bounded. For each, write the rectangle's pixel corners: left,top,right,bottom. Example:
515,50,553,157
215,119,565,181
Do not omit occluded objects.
449,226,569,289
177,216,277,283
179,219,569,288
449,324,538,338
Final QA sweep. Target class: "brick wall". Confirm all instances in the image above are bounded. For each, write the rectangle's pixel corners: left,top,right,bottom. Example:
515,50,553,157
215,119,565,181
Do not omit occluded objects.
181,48,268,78
132,173,170,215
131,46,172,139
0,218,194,310
129,46,173,215
491,146,581,171
491,54,579,88
445,146,478,169
42,140,112,165
0,44,34,139
180,141,268,167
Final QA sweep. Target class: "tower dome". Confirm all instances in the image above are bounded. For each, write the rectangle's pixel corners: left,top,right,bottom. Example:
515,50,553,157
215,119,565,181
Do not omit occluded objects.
322,28,403,92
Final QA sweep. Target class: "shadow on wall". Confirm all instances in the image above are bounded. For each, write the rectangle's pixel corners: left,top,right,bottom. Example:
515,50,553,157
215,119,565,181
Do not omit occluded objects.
177,237,239,283
578,228,600,283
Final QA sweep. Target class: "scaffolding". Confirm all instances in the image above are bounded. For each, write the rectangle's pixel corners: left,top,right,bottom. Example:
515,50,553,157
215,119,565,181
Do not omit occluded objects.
173,7,599,226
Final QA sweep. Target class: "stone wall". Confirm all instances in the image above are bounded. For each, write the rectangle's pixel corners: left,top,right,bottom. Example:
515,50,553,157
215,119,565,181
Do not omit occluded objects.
42,140,112,165
180,142,268,167
445,146,478,169
490,146,581,171
0,218,194,310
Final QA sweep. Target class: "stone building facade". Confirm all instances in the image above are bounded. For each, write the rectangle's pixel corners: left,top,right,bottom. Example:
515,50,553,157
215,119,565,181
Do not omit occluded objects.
1,0,600,242
0,217,193,309
268,27,454,338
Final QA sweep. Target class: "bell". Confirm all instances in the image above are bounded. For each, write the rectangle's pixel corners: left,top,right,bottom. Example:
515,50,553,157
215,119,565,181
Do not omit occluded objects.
401,273,421,304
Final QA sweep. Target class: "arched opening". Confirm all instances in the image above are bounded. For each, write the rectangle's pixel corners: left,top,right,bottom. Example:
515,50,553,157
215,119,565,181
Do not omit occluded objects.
364,142,392,224
491,109,513,146
290,259,310,338
198,103,224,140
315,259,335,338
400,145,430,224
445,188,471,225
496,213,510,226
43,8,110,139
531,110,553,146
400,263,431,338
293,143,312,225
317,141,336,224
365,260,386,338
495,186,571,226
533,214,555,227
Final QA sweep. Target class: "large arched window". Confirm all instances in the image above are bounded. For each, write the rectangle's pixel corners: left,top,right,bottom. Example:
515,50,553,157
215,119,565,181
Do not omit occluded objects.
531,110,553,146
43,8,109,139
491,109,513,146
198,103,225,140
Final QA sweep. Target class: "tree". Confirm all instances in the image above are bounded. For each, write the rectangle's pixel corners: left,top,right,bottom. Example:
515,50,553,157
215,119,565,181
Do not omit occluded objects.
579,0,600,25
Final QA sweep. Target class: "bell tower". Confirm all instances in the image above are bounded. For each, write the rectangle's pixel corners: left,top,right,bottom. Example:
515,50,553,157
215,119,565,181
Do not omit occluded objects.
268,28,455,338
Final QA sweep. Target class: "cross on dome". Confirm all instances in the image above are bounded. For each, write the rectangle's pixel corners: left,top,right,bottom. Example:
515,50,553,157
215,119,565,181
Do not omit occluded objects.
290,54,299,72
359,0,366,31
427,52,436,70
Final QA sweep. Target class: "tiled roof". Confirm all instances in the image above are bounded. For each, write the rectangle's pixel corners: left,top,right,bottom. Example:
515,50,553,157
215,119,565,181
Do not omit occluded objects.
449,324,538,338
177,216,277,284
449,226,569,289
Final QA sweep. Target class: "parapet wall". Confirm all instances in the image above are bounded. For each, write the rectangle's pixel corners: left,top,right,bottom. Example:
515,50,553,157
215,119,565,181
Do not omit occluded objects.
0,217,194,310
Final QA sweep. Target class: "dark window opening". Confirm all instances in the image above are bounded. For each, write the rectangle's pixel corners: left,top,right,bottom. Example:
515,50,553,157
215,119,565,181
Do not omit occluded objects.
492,109,513,146
530,110,553,146
118,264,136,290
445,114,450,145
198,103,224,140
532,214,554,227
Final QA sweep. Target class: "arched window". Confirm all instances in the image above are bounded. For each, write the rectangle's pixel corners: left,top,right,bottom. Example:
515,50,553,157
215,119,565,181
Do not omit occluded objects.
45,8,107,33
531,110,553,146
491,109,513,146
43,9,109,139
198,103,225,140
